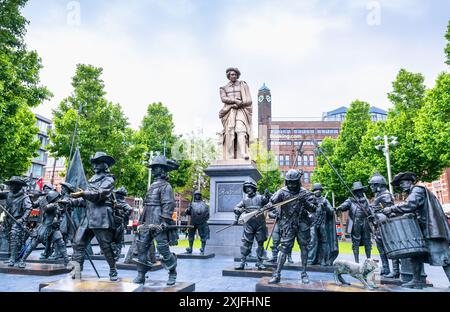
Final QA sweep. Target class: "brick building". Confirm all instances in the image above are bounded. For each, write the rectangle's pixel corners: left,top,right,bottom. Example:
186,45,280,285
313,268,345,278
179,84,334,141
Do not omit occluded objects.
424,168,450,209
257,83,387,190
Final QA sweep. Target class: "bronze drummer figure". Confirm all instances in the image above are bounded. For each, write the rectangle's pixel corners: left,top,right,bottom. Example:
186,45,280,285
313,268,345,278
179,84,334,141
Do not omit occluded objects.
382,172,450,289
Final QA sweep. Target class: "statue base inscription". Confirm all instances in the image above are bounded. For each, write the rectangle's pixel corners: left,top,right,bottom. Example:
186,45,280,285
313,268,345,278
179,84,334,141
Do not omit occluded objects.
176,252,215,259
0,262,72,276
204,160,261,257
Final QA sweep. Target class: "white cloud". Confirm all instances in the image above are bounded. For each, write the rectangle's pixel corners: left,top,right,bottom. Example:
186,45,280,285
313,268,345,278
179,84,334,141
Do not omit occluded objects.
25,0,447,143
221,4,349,62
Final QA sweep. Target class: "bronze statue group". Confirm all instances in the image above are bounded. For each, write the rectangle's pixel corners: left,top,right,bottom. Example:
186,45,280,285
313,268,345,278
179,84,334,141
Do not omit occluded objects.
232,169,450,289
1,151,449,290
0,152,184,286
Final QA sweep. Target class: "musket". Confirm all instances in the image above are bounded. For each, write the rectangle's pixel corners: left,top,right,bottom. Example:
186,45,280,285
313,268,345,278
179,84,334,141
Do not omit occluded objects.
0,203,34,260
216,195,301,234
0,204,32,236
313,140,374,219
265,214,278,251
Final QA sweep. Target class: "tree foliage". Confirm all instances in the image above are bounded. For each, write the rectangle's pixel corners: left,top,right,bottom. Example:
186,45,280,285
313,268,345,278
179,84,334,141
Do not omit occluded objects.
135,102,177,157
359,69,429,182
169,133,218,200
415,72,450,180
0,0,51,180
313,100,372,203
49,64,131,185
250,140,283,194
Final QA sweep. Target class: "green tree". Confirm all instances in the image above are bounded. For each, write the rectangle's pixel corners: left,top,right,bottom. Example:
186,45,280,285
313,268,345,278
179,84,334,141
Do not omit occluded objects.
170,133,218,200
49,64,130,180
250,140,282,194
0,0,51,180
359,69,429,182
313,100,372,203
136,102,177,156
415,72,450,181
114,129,147,197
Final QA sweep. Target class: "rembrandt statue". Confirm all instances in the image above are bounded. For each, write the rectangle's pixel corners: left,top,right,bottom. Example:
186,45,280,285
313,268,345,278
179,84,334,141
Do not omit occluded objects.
219,67,253,160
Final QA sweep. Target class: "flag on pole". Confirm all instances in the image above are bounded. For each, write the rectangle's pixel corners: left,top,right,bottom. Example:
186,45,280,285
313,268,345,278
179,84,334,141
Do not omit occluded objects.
65,146,88,190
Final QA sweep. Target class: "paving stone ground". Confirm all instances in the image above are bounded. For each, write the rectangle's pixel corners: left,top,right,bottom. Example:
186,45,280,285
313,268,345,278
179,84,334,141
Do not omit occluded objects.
0,244,448,292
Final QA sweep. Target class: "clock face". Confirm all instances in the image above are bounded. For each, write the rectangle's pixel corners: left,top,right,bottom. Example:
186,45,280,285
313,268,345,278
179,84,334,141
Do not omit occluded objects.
266,95,271,102
258,95,264,102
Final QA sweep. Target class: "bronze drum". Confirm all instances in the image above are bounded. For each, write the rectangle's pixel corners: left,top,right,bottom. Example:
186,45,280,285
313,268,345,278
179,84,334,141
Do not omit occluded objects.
379,214,428,259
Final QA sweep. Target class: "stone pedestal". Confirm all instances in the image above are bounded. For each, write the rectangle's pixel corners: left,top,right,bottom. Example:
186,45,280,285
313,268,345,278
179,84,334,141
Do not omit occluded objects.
25,255,66,264
255,277,397,292
204,159,261,257
0,262,72,276
223,267,273,278
233,258,336,273
39,276,195,292
176,252,215,259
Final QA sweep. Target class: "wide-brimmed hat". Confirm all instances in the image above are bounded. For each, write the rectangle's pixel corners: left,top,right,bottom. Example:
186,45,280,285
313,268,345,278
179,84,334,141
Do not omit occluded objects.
114,186,128,196
148,155,179,171
90,151,116,167
391,172,417,187
60,182,76,193
351,181,367,191
4,176,28,187
312,183,323,191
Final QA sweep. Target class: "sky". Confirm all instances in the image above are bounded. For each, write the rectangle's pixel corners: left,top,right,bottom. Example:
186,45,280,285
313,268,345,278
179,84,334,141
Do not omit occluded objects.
24,0,450,139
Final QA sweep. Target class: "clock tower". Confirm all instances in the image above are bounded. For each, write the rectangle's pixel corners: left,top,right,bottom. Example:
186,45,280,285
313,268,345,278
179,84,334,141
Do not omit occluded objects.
257,83,272,150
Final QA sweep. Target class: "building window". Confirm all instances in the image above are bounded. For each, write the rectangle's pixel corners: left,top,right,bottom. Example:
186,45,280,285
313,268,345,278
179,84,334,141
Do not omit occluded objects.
34,150,47,162
293,129,315,134
31,164,44,177
308,155,314,166
317,129,339,134
36,120,50,135
279,155,290,166
371,113,387,121
271,140,292,146
294,140,313,146
270,129,291,135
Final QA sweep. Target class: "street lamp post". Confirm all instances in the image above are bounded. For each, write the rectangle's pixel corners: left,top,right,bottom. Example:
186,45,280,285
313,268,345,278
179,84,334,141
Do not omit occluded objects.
374,135,398,194
145,151,155,190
